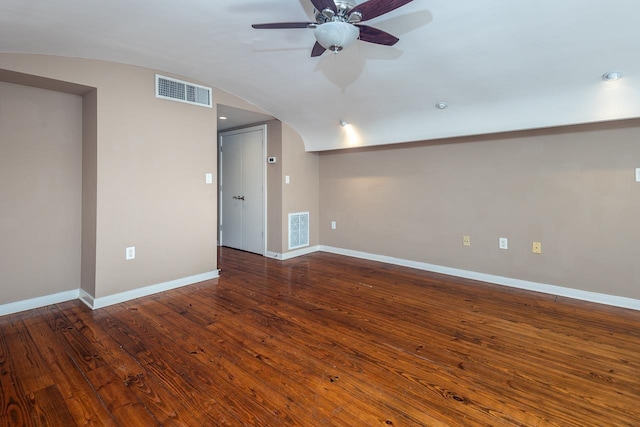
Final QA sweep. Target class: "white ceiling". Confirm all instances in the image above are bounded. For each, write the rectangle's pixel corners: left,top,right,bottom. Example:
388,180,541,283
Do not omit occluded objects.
1,0,639,151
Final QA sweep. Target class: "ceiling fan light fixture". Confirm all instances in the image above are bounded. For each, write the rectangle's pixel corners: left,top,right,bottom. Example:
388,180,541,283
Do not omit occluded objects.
314,21,359,53
321,8,336,19
347,11,363,23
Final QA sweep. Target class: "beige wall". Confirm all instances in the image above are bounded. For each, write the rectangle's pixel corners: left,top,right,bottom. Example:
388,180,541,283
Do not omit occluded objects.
0,54,218,300
0,82,82,303
81,89,97,296
265,120,283,253
94,66,216,297
282,124,320,253
319,120,640,300
7,53,636,308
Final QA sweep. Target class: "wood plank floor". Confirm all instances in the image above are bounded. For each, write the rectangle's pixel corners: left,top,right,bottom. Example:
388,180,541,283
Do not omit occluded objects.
1,248,640,426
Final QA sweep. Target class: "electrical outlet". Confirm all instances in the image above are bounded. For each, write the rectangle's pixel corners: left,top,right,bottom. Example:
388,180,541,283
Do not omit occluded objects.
126,246,136,260
499,237,508,250
532,242,542,254
331,221,337,230
463,235,471,247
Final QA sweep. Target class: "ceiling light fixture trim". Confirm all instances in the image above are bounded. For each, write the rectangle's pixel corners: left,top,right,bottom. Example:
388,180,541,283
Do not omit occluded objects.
602,71,623,81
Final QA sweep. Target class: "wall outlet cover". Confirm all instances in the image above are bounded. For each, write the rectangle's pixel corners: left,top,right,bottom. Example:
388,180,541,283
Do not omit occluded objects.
463,235,471,247
126,246,136,260
499,237,508,249
532,242,542,254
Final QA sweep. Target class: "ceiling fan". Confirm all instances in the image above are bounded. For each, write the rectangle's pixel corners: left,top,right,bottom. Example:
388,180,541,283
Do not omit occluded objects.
252,0,413,57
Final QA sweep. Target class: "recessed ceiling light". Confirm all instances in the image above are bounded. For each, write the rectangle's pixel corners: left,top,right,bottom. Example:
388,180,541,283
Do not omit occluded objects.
435,102,448,110
219,116,227,120
602,71,623,81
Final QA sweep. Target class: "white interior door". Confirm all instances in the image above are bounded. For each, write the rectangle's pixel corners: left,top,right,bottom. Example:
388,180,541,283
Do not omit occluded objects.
219,125,265,255
220,133,243,250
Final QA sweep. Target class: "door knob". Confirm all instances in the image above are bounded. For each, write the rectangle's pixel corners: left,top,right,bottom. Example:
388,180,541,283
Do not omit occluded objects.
233,195,245,200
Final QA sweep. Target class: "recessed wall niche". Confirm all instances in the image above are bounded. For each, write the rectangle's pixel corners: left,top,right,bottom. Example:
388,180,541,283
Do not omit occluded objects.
0,69,96,306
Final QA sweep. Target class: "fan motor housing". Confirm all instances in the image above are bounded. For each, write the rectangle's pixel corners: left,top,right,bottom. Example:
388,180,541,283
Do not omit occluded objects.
334,0,356,12
316,0,357,23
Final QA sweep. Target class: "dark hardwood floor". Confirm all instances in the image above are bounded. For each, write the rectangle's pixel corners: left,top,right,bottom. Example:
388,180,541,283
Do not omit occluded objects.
1,248,640,426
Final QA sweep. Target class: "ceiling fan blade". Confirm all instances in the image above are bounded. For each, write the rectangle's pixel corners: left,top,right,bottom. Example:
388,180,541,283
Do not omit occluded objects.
252,22,314,29
356,25,399,46
350,0,413,22
311,41,327,57
310,0,337,14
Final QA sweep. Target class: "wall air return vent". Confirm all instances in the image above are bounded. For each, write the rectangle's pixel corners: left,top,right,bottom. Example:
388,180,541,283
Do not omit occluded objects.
288,212,309,250
155,74,212,108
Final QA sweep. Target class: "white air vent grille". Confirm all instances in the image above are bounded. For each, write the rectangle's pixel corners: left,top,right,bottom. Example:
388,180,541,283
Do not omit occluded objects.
155,74,212,108
289,212,309,250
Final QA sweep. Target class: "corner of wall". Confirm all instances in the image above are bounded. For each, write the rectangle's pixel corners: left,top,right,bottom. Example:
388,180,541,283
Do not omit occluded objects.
81,88,98,299
281,124,320,254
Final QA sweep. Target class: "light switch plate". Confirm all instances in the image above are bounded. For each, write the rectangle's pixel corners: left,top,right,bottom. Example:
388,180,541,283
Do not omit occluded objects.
205,173,213,184
636,168,640,182
285,175,290,184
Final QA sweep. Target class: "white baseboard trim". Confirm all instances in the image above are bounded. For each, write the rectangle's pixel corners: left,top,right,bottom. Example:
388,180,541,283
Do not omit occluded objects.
78,289,95,310
80,270,220,310
5,248,639,315
2,270,221,316
265,251,281,260
319,246,640,311
0,289,80,316
271,245,322,261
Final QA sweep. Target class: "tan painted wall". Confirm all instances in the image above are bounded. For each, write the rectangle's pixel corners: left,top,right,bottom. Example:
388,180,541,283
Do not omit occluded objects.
265,120,283,253
0,54,218,300
81,89,97,296
0,82,82,304
282,124,320,253
94,66,217,298
319,120,640,300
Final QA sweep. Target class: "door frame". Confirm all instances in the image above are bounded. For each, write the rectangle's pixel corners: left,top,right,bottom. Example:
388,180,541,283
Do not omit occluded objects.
218,124,268,256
